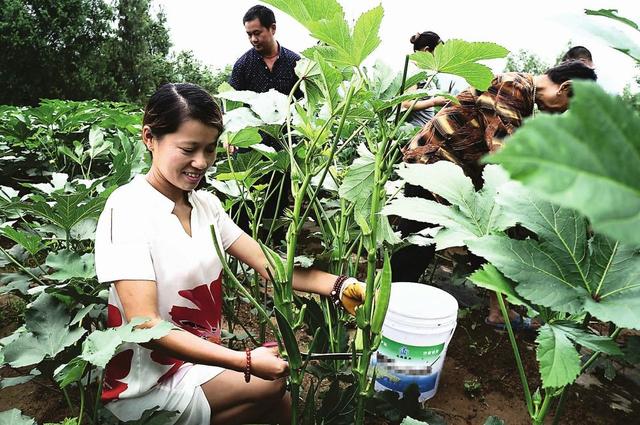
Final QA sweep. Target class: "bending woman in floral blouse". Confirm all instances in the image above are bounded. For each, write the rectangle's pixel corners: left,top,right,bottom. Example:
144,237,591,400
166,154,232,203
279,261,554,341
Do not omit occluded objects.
95,83,365,424
392,60,597,329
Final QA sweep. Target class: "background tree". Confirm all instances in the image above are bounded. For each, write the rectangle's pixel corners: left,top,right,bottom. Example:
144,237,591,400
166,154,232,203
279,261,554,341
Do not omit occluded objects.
107,0,174,103
503,49,550,74
0,0,225,105
622,65,640,112
170,52,232,95
0,0,116,105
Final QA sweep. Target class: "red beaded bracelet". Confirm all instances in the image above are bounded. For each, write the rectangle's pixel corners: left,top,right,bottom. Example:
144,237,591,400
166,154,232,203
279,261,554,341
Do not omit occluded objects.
330,275,348,308
244,347,251,383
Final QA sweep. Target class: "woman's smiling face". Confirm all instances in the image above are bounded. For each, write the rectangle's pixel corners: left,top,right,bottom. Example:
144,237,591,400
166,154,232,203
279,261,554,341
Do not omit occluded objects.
144,119,219,200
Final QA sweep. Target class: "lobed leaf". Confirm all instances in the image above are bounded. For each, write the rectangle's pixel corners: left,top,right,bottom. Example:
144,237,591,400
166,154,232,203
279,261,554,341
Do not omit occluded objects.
536,324,581,388
410,40,509,90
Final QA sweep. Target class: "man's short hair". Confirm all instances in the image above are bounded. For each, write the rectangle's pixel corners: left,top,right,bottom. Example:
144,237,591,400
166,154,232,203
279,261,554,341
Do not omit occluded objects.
243,5,276,28
562,46,593,63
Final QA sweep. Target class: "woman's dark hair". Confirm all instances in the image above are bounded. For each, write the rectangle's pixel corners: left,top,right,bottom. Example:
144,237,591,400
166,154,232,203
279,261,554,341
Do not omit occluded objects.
562,46,592,63
410,31,442,52
243,5,276,28
546,60,597,84
143,83,223,139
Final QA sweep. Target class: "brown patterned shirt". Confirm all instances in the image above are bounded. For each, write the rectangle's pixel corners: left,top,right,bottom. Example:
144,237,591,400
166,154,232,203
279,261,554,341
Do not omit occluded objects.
402,72,535,186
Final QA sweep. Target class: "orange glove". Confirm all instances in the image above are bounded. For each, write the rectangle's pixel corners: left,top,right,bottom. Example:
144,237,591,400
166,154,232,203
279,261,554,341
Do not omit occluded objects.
340,278,366,315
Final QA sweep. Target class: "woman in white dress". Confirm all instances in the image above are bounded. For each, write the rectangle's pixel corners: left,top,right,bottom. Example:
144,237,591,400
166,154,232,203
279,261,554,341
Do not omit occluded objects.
95,83,365,424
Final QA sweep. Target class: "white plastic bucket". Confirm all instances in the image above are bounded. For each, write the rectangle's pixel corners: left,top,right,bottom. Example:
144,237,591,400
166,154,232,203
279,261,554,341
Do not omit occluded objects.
372,281,458,401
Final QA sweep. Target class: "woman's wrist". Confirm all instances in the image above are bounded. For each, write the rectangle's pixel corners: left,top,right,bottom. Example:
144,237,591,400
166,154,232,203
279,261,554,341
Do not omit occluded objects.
228,348,247,372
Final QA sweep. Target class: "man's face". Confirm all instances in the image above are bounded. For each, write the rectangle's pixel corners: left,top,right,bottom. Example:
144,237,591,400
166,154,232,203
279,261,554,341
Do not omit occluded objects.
244,18,275,53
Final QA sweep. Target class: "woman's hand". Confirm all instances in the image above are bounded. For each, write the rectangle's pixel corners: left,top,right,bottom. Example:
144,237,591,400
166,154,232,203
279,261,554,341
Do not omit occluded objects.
341,279,366,315
433,95,449,107
249,346,289,380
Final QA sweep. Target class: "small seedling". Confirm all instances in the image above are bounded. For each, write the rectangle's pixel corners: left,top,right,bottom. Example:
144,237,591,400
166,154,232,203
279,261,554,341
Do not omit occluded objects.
464,377,482,399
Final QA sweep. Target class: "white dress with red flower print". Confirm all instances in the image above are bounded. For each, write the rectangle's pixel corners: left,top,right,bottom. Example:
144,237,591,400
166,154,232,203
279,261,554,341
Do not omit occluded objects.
95,175,244,424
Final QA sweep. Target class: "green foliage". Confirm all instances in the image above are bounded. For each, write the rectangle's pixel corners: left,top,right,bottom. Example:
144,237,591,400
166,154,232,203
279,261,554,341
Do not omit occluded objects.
536,324,581,388
0,409,36,425
265,0,382,67
0,0,116,105
81,317,174,368
45,250,96,281
383,162,514,250
410,40,509,90
0,0,227,105
469,264,528,307
504,49,550,74
468,181,640,330
586,9,638,30
487,82,640,246
2,293,87,367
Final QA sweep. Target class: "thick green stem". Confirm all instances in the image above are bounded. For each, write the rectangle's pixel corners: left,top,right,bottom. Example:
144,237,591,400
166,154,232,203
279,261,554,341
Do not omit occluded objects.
290,376,301,425
77,381,86,425
394,55,411,125
496,292,534,417
533,391,553,425
354,118,392,424
210,225,281,340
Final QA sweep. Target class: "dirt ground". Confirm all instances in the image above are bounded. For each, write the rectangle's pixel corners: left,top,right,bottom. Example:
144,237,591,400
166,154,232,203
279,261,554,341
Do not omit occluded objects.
1,279,639,424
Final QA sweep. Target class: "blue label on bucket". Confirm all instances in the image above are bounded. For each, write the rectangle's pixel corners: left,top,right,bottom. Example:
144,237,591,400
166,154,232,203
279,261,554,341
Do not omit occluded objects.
373,336,445,394
376,370,439,393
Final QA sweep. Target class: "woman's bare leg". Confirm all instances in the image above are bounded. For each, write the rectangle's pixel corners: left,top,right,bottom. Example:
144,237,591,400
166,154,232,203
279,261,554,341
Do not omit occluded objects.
201,369,291,425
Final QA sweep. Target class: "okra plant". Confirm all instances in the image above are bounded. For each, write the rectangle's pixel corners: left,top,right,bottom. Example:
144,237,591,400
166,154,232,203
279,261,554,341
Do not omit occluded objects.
214,0,509,422
385,10,640,424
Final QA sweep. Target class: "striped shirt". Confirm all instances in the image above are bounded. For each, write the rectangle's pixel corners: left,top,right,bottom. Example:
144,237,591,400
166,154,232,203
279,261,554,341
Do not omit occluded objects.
403,73,535,186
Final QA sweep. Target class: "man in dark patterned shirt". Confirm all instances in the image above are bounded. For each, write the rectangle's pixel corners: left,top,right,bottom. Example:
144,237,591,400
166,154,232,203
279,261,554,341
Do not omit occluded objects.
228,5,301,241
393,60,597,328
230,5,301,99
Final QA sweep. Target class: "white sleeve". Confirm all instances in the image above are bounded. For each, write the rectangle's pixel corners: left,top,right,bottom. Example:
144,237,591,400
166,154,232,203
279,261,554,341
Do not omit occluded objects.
207,193,244,250
94,199,156,283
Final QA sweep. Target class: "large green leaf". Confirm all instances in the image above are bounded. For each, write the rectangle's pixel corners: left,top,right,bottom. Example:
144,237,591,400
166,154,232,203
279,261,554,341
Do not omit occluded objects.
264,0,381,67
550,322,622,356
536,324,581,388
0,409,36,425
349,5,384,67
80,328,122,368
338,148,375,203
2,294,86,367
467,183,640,329
586,9,639,30
410,40,509,90
580,10,640,62
383,162,514,249
0,227,44,256
45,249,95,280
81,318,173,368
263,0,344,24
219,127,261,149
487,82,640,245
20,191,105,237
